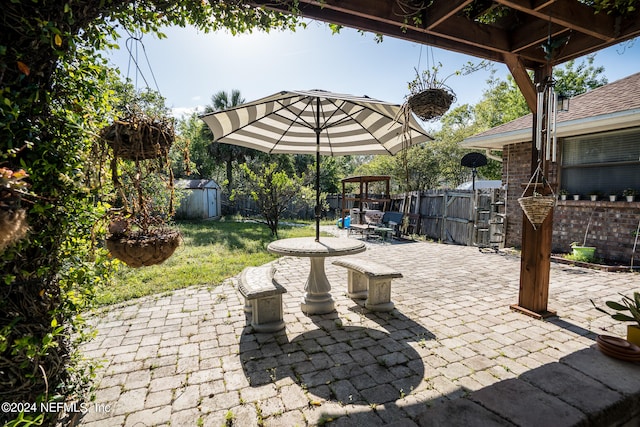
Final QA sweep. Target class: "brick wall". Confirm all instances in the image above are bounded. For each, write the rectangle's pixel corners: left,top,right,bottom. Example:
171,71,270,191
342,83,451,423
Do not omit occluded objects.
502,141,640,263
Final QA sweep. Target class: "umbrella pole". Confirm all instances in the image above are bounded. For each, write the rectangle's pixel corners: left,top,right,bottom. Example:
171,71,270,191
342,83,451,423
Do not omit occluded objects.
316,146,320,241
315,97,321,242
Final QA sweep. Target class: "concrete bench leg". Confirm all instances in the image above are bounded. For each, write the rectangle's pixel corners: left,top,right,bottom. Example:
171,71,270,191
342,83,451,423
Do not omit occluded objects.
365,277,394,312
250,294,285,332
347,270,368,299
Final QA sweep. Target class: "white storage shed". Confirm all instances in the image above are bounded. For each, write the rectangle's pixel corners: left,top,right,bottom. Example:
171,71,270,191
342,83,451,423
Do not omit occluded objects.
175,179,222,219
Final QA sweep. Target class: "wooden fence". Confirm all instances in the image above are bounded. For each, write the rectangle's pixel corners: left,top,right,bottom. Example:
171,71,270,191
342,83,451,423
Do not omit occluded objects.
223,189,505,248
391,189,506,248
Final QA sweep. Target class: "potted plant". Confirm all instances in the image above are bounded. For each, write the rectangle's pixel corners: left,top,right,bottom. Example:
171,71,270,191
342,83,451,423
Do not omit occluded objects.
623,188,636,202
572,193,580,201
591,292,640,346
404,61,487,121
0,167,30,253
104,155,181,268
100,92,181,267
106,213,180,268
608,193,617,202
100,107,174,161
103,155,181,268
559,189,568,201
588,190,601,201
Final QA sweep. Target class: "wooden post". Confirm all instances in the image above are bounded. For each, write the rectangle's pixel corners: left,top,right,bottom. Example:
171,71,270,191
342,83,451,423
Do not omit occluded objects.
341,180,346,227
510,66,556,319
385,179,390,212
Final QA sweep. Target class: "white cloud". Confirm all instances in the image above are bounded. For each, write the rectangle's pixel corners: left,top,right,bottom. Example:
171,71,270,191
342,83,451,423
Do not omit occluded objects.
170,105,204,119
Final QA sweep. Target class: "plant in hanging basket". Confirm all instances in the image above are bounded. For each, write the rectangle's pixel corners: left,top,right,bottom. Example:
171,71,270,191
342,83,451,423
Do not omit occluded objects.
0,167,30,252
106,223,181,268
407,88,455,122
404,61,488,121
406,65,456,121
101,108,175,161
100,86,184,267
104,164,181,268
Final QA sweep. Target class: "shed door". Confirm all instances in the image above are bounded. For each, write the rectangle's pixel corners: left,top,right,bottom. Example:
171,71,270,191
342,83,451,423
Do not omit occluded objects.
206,188,217,217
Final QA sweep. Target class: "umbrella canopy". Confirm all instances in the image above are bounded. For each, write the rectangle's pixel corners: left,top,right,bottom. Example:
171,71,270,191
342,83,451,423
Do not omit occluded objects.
200,89,433,240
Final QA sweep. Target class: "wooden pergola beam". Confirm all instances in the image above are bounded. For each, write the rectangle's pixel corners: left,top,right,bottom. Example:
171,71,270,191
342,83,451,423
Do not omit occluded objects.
493,0,618,42
250,0,639,69
423,0,474,30
250,0,511,65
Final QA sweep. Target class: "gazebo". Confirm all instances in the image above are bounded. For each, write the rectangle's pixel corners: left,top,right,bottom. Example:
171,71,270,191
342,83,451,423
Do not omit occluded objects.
250,0,640,318
340,175,391,226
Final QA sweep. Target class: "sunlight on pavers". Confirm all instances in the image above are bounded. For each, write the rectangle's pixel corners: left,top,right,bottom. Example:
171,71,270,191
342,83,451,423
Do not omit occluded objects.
79,234,640,426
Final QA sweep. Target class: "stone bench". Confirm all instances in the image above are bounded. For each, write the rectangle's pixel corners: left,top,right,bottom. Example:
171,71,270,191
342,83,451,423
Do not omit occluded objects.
332,258,402,312
238,265,286,332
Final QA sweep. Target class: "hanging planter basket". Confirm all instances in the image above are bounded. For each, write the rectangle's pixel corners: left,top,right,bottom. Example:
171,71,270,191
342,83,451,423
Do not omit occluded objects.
0,208,28,253
518,163,556,230
106,228,180,268
518,195,556,230
101,112,175,161
407,88,455,121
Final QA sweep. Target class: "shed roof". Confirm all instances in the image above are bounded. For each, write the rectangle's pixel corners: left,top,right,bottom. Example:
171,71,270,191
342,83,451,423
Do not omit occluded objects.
462,72,640,150
175,179,221,190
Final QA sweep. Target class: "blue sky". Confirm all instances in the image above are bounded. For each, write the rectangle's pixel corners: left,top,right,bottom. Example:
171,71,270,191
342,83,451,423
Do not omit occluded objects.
106,21,639,131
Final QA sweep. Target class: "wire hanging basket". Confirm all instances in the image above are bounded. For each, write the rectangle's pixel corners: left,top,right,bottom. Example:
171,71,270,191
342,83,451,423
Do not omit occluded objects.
407,88,455,121
106,227,180,268
100,111,174,161
517,163,556,230
100,33,175,161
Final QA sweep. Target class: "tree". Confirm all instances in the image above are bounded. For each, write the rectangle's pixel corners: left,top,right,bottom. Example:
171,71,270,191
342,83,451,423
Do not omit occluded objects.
200,90,266,191
302,156,356,194
353,155,405,192
553,55,607,97
474,55,607,130
233,159,304,237
0,2,298,424
473,72,531,129
171,112,220,179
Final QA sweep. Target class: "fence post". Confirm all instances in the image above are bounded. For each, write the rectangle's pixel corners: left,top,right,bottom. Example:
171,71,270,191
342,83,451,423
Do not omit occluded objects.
441,191,447,242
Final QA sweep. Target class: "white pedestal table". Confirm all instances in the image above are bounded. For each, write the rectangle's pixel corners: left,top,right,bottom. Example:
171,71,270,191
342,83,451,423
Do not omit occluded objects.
267,237,366,314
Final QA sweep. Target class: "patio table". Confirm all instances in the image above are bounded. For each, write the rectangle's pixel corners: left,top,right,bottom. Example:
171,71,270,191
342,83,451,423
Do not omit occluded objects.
267,237,366,314
373,226,394,242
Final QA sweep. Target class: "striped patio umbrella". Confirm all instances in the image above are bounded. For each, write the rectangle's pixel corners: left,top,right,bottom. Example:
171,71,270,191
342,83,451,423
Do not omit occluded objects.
200,89,432,240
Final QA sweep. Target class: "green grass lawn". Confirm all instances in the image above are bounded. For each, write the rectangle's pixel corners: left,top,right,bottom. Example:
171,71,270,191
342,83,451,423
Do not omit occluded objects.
95,219,327,306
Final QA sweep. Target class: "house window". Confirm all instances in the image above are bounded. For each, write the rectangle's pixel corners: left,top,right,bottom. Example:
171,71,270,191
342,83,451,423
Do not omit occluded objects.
561,127,640,196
